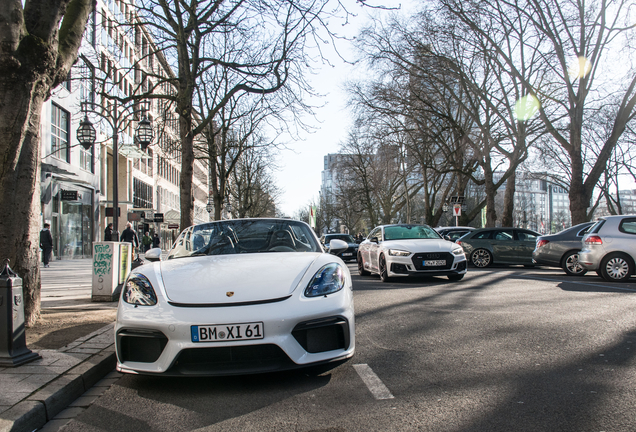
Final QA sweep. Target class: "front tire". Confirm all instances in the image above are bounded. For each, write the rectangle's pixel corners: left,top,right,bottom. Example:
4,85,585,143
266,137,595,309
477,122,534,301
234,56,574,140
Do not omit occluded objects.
379,255,392,282
471,249,492,268
358,253,370,276
562,251,587,276
600,253,633,282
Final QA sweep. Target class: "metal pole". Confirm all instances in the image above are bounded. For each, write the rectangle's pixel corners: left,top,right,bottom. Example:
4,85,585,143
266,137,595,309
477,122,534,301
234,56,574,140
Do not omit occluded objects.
113,130,119,238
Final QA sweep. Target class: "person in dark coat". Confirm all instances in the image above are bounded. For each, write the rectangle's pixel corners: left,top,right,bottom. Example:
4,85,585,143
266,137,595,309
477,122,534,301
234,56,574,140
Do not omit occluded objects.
40,223,53,268
152,233,161,249
120,222,140,259
104,223,113,241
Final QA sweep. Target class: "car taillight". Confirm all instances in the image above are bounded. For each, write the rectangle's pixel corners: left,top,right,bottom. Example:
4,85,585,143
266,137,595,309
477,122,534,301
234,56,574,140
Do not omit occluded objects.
536,239,549,248
456,241,462,246
585,235,603,245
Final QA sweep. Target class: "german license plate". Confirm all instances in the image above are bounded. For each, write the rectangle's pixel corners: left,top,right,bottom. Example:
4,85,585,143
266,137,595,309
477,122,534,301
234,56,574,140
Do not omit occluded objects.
191,322,264,342
424,260,446,266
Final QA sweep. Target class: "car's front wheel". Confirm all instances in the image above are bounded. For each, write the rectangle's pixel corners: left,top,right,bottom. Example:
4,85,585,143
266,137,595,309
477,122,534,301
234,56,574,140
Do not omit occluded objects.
562,251,587,276
358,253,370,276
600,253,633,282
471,249,492,268
379,255,392,282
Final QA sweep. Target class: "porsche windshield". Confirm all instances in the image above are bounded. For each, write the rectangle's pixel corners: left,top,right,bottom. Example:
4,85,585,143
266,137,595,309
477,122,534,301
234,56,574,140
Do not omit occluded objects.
168,219,321,259
383,225,441,241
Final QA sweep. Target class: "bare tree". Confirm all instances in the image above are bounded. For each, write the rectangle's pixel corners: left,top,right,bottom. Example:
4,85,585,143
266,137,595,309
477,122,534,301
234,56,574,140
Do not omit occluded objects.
229,144,280,218
125,0,344,230
0,0,93,325
442,0,636,224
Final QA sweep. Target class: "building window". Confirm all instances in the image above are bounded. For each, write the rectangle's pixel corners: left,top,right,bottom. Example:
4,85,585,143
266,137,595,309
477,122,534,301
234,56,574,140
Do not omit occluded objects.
133,177,153,209
51,104,70,162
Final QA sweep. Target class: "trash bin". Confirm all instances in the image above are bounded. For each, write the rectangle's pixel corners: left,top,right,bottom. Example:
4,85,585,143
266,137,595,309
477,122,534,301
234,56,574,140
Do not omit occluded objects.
92,242,132,302
0,259,41,367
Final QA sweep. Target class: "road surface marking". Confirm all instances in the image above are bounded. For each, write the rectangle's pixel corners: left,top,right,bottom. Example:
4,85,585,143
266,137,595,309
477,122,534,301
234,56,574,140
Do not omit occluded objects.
354,364,394,400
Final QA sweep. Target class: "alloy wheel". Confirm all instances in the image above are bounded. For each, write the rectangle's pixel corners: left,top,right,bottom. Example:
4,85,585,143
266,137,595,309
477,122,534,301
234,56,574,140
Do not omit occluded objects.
471,249,491,268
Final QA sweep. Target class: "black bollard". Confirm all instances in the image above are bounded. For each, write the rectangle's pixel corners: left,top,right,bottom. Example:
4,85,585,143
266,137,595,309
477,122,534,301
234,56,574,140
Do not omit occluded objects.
0,259,41,366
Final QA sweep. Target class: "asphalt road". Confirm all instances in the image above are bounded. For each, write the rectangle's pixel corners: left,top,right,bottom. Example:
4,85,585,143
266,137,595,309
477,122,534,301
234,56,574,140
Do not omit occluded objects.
60,265,636,432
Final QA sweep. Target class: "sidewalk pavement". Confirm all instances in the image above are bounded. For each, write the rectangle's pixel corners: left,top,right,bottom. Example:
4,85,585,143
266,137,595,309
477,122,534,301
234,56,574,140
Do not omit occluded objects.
0,258,119,432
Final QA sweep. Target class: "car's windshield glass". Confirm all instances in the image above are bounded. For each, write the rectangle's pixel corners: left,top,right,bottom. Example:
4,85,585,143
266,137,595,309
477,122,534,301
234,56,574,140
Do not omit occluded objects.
326,235,355,243
383,225,441,240
167,219,320,259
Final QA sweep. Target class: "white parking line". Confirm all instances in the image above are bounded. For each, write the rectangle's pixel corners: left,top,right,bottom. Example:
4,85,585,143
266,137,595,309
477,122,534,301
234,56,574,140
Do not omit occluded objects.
514,274,636,292
354,364,394,400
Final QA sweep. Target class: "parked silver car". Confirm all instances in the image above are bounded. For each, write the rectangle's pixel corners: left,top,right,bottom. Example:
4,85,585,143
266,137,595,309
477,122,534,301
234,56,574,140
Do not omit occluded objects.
579,215,636,282
532,222,594,276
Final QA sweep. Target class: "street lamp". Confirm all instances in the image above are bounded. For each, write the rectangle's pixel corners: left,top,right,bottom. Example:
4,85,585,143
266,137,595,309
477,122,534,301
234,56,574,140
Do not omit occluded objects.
77,115,96,150
78,101,153,239
206,199,214,214
135,114,154,151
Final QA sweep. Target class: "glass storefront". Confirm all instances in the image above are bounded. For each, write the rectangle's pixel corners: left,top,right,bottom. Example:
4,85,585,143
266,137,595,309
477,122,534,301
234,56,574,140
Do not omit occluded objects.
52,183,94,258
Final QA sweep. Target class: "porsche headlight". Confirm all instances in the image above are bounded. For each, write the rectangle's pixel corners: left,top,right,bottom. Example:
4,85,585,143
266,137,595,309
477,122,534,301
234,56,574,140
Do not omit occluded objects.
122,273,157,306
388,249,411,257
452,247,465,256
304,263,345,297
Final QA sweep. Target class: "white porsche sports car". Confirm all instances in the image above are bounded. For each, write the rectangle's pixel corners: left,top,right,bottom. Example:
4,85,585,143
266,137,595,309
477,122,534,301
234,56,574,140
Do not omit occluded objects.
115,218,355,376
358,224,467,282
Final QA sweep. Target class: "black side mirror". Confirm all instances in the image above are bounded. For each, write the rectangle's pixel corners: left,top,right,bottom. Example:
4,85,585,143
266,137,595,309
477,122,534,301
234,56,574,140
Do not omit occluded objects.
370,236,379,244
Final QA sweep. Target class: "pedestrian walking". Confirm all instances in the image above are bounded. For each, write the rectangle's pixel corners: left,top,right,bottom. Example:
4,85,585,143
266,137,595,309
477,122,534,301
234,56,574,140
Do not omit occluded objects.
40,223,53,268
120,222,140,259
152,232,161,249
142,231,152,252
104,223,113,241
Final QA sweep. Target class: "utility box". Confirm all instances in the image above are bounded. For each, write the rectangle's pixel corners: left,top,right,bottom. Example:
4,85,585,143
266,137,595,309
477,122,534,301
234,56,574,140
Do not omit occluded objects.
0,260,41,367
92,242,132,302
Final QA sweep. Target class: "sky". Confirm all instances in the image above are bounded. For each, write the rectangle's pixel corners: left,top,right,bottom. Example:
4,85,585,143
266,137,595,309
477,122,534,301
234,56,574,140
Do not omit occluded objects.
273,1,416,217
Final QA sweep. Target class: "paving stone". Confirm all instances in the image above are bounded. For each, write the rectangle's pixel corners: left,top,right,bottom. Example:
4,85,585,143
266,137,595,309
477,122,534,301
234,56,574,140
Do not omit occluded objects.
94,377,120,387
65,347,102,354
27,374,84,420
38,418,71,432
52,406,86,419
69,395,99,407
0,392,33,406
0,365,71,375
82,387,107,397
0,400,47,432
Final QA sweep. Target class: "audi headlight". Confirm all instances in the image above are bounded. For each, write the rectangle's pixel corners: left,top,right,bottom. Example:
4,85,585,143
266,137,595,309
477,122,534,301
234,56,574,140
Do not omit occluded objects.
388,249,411,257
304,263,345,297
452,247,465,256
122,273,157,306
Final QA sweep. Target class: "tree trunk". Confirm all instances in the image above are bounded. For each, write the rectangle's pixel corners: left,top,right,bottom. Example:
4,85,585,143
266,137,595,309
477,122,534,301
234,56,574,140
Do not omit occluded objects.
179,113,195,229
501,171,516,227
0,87,46,326
0,0,92,325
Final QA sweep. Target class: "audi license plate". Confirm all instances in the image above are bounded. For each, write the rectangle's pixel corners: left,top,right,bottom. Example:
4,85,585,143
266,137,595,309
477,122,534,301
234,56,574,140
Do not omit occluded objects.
191,322,264,342
424,260,446,266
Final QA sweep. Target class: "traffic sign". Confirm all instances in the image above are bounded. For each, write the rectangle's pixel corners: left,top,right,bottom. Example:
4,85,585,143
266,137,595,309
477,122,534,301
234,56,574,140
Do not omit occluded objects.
154,213,164,222
453,204,462,217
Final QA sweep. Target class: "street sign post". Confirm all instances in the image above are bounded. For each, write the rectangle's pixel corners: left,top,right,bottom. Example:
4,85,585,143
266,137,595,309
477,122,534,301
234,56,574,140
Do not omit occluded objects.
453,204,462,226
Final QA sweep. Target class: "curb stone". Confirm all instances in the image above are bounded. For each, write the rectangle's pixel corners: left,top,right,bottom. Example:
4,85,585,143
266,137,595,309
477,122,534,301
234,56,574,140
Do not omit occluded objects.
0,324,116,432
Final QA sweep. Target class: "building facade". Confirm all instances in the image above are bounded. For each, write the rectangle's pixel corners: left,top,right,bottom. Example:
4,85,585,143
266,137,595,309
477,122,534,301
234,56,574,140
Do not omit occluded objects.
40,0,210,258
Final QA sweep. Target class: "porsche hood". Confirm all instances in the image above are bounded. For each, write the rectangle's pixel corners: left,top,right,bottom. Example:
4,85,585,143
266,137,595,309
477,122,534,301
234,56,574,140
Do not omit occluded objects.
157,253,320,304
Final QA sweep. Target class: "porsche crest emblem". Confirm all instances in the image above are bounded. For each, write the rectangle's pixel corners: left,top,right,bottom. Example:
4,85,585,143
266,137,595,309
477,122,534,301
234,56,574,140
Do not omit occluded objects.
226,291,234,297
